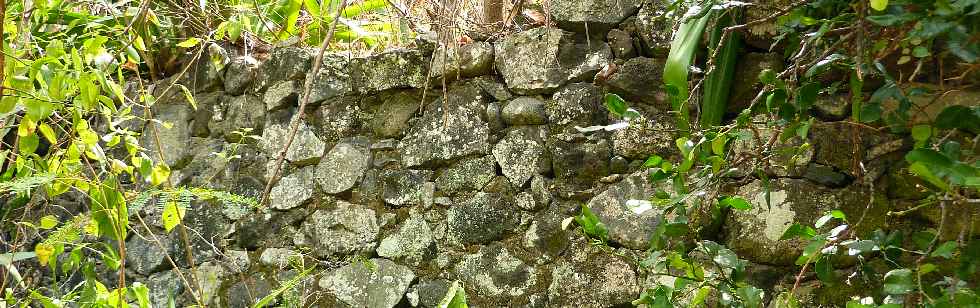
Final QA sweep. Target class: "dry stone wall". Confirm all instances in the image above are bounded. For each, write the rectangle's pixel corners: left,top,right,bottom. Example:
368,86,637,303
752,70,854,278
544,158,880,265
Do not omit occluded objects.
120,0,977,306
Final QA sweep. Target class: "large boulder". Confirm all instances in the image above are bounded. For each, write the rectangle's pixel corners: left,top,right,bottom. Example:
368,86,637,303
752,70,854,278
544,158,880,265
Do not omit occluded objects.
493,127,551,187
269,166,316,210
376,214,436,266
315,139,372,194
585,171,660,249
430,42,494,79
548,239,641,307
319,258,415,308
494,28,612,95
445,192,519,245
351,49,427,93
547,0,641,36
435,156,496,195
605,57,669,110
301,201,379,259
454,244,548,306
398,84,491,167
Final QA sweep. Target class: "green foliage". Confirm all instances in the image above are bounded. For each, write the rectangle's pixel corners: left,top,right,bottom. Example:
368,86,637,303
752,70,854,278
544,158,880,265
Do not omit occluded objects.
664,3,714,137
438,280,469,308
700,10,740,127
574,204,610,244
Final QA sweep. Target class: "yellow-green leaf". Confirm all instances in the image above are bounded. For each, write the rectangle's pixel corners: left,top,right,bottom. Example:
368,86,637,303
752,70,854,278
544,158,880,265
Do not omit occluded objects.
39,215,59,229
177,37,201,48
150,164,171,186
162,201,186,233
870,0,888,11
35,243,55,266
38,123,57,144
177,84,198,110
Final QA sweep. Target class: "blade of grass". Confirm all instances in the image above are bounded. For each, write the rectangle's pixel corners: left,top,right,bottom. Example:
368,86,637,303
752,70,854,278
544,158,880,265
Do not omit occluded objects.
664,7,713,137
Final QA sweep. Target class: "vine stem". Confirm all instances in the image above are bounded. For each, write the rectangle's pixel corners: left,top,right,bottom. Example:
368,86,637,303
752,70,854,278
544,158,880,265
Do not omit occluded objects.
260,0,350,206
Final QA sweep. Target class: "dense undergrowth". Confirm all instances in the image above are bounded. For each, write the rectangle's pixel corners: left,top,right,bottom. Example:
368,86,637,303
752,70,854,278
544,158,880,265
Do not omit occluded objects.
0,0,978,307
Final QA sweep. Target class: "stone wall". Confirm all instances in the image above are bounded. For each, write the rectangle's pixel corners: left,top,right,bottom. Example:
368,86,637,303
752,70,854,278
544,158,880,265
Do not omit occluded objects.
121,0,977,307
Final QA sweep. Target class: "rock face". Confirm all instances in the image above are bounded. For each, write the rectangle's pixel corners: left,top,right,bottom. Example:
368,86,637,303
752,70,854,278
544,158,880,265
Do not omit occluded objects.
454,244,547,305
493,127,550,187
548,240,641,307
501,97,549,125
548,0,641,36
316,139,372,194
446,192,519,245
382,170,434,206
260,119,326,165
547,83,606,137
351,49,427,93
586,171,661,249
606,57,669,109
319,258,415,308
435,156,496,195
431,42,494,79
494,28,612,94
398,85,491,167
371,91,420,138
301,202,379,259
376,215,435,265
269,166,315,210
306,54,352,103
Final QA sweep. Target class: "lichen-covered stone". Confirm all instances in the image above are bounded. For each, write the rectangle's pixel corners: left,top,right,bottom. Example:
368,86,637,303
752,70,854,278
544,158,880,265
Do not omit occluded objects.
586,171,661,249
812,94,851,121
269,166,315,210
398,85,491,167
607,29,637,59
494,28,611,95
306,53,353,103
141,102,193,168
371,91,420,138
611,112,675,159
191,261,229,306
547,0,641,36
316,139,372,194
548,240,640,307
259,247,302,268
260,119,325,165
523,208,573,262
446,192,519,245
606,57,669,109
431,42,494,79
263,80,301,111
209,94,265,142
501,97,549,125
382,169,435,207
147,271,187,307
548,139,612,187
236,209,308,250
351,49,427,93
547,83,606,138
453,244,546,305
376,215,435,266
435,156,496,195
493,127,550,187
302,201,379,259
631,0,674,57
126,232,180,275
310,97,361,143
223,56,259,95
319,258,415,308
255,47,314,90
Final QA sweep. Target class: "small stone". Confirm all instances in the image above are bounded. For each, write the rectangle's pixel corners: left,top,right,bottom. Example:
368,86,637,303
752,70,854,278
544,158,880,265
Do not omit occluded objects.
315,139,372,194
383,170,435,206
260,119,325,165
306,54,352,103
607,29,637,59
319,258,415,308
812,94,851,121
548,240,640,306
501,97,549,125
376,215,435,266
586,170,660,249
223,56,259,95
431,42,494,79
263,80,301,111
453,244,545,305
398,85,491,167
804,163,852,187
547,83,605,138
493,127,550,187
372,91,421,138
269,166,315,210
147,271,186,307
222,250,250,274
494,28,611,95
258,247,302,268
631,0,674,57
351,49,427,93
209,94,265,142
301,201,379,259
549,139,612,187
445,192,519,245
606,57,668,109
255,47,314,90
435,156,496,195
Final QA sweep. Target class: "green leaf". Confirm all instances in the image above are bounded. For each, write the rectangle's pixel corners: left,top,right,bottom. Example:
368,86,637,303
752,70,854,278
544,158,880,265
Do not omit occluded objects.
19,134,39,155
934,105,980,134
177,84,198,111
39,215,59,229
911,124,932,146
918,263,937,275
931,241,958,259
150,163,171,186
736,286,765,308
604,93,627,116
701,11,739,127
38,123,57,144
162,201,186,233
781,223,816,240
176,37,201,48
870,0,888,11
132,282,151,308
643,155,663,168
815,257,835,284
711,134,728,156
883,268,914,295
438,280,468,308
719,196,752,210
664,7,713,136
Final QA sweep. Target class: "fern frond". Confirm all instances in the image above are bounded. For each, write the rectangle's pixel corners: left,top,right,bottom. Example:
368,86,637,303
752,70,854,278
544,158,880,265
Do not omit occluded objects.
0,173,56,194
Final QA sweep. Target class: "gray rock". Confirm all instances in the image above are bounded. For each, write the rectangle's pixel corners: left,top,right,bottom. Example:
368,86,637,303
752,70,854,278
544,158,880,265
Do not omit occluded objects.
255,47,314,90
191,262,229,306
804,163,852,187
494,28,612,95
208,94,265,142
530,175,553,209
548,240,640,307
351,49,427,93
586,171,660,249
224,273,274,308
547,0,641,36
454,244,545,305
549,139,612,187
260,119,325,165
547,83,605,138
606,57,669,109
809,121,900,180
306,53,353,103
725,179,845,265
523,208,573,262
141,102,193,168
435,156,496,195
398,85,491,167
469,75,514,101
493,127,550,187
446,192,519,245
269,166,316,210
431,42,494,79
316,140,372,194
632,0,674,57
259,247,303,268
236,209,307,250
222,250,250,274
611,112,676,159
811,94,851,120
311,97,361,143
223,56,259,95
319,258,415,308
146,271,186,308
371,91,420,138
376,215,435,265
302,201,379,259
126,233,179,275
411,278,452,308
263,80,301,111
501,97,549,125
727,53,784,114
382,169,435,207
